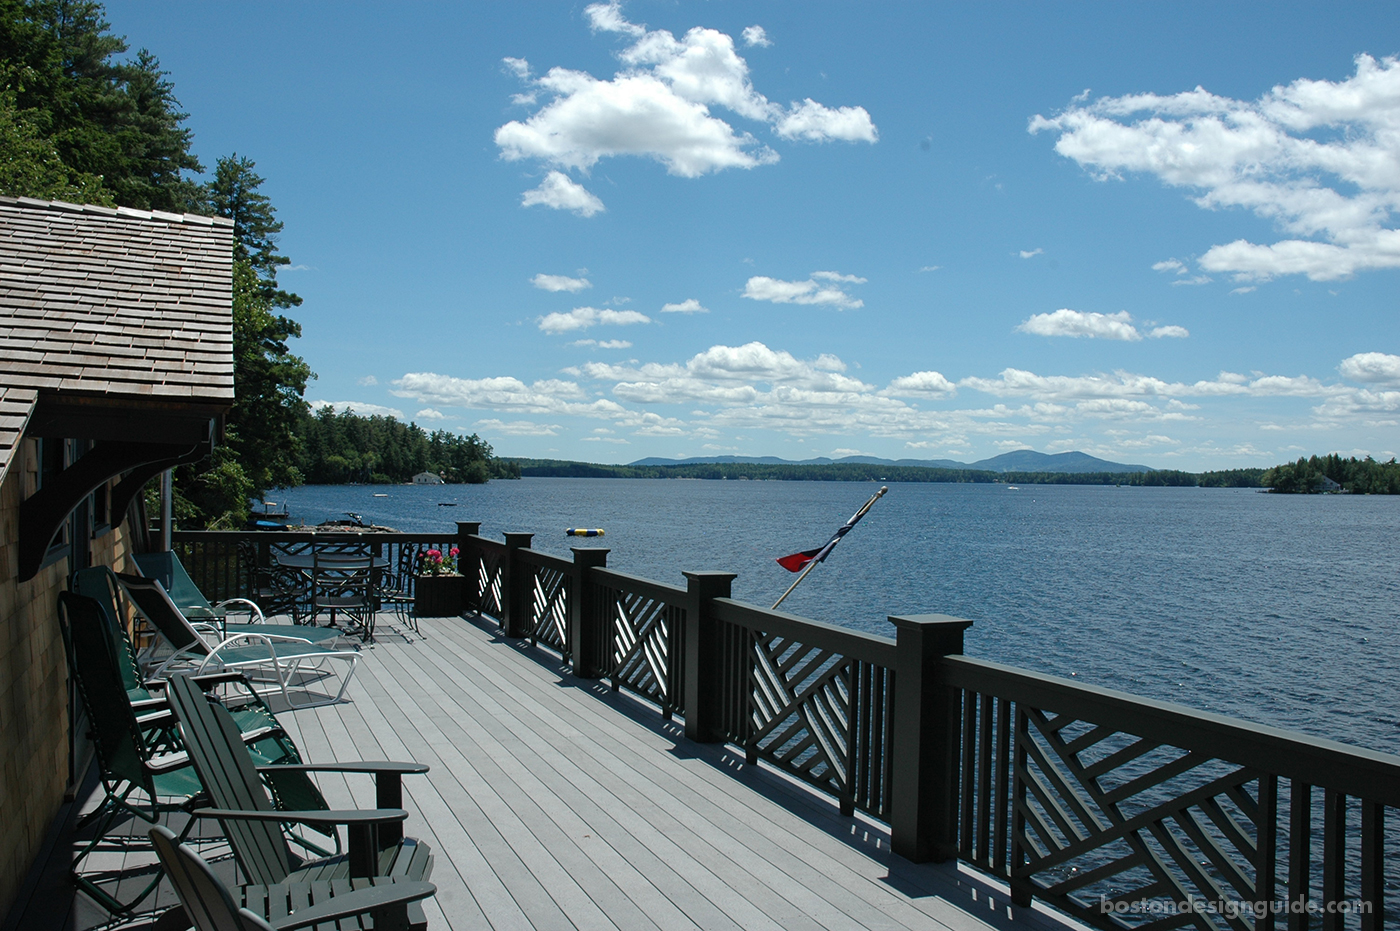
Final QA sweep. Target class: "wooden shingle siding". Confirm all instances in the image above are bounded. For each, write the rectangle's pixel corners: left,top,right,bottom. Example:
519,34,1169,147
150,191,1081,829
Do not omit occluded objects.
0,445,132,924
0,197,235,483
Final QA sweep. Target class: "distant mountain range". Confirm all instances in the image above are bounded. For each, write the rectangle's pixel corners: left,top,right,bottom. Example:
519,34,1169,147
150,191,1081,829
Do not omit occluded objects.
628,449,1155,474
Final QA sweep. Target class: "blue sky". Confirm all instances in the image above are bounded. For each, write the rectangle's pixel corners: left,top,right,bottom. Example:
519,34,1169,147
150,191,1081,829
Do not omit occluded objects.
107,1,1399,470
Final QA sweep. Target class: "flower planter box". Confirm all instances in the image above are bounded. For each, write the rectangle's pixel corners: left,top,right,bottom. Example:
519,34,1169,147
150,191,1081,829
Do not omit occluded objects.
414,573,464,617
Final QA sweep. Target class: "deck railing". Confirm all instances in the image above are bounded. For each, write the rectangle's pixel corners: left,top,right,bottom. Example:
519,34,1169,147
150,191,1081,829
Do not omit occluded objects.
174,523,1400,931
169,529,461,605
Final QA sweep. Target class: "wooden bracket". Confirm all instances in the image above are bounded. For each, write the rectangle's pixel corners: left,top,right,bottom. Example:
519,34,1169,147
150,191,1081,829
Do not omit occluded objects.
107,442,211,536
18,439,207,582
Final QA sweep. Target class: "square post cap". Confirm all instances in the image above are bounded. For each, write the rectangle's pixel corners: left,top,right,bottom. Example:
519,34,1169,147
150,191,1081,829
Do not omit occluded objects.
571,547,610,565
682,570,738,598
888,614,974,634
456,521,481,536
503,532,534,547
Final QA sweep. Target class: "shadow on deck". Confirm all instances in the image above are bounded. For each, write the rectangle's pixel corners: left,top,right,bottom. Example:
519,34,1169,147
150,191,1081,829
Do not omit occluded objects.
8,611,1091,931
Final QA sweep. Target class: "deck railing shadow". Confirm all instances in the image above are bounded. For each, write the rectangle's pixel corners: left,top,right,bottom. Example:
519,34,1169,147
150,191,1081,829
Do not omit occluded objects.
175,523,1400,931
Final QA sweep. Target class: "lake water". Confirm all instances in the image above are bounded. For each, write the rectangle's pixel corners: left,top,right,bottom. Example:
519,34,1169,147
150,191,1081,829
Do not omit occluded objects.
269,478,1400,755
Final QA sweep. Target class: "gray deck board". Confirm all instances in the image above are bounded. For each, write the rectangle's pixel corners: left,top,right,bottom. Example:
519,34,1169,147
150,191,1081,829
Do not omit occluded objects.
28,610,1094,931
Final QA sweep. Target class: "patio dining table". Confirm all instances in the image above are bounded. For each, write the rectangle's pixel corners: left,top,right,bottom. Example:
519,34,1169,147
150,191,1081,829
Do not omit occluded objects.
274,553,390,570
275,551,390,641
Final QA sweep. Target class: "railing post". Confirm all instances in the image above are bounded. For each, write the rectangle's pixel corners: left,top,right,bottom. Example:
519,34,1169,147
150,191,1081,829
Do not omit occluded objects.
502,532,533,638
889,613,973,864
682,571,737,743
570,547,609,676
457,522,481,610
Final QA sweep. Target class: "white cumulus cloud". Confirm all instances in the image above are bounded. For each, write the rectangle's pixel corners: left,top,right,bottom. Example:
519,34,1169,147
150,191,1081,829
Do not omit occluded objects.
474,419,562,436
661,298,708,313
572,338,634,348
308,401,405,420
742,271,866,308
521,171,605,216
1018,309,1142,341
495,3,874,199
415,408,447,421
1150,325,1190,339
539,306,652,333
1031,54,1400,281
532,272,592,292
1019,248,1044,259
1339,352,1400,385
742,25,770,47
884,371,956,398
774,99,879,142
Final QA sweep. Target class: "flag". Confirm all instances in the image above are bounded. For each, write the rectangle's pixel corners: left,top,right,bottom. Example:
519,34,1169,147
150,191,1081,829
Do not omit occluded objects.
776,548,822,572
775,486,887,573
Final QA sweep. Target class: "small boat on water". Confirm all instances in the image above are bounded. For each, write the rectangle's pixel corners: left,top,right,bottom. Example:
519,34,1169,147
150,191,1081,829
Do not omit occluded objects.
1007,485,1020,491
373,493,389,497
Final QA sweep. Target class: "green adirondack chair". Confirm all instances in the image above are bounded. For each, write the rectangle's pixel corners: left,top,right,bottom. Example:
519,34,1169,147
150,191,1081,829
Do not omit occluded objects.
134,550,348,647
164,674,434,928
118,573,360,708
56,591,206,915
150,825,436,931
71,567,340,855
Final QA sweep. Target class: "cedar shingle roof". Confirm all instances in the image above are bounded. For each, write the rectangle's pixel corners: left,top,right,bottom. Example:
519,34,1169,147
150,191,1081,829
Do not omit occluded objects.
0,196,235,483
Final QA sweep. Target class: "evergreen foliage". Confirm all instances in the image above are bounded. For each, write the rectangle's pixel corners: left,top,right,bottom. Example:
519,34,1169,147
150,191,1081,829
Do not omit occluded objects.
205,155,302,308
0,0,202,210
172,160,313,528
296,407,520,485
213,160,311,492
1262,455,1400,494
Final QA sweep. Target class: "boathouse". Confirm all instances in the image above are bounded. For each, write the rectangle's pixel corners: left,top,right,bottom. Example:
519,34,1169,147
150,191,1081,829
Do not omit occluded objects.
0,196,234,920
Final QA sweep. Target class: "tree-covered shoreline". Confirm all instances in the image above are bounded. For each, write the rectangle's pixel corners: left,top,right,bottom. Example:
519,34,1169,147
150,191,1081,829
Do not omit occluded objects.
1261,455,1400,495
507,458,1269,488
507,457,1400,493
297,406,520,485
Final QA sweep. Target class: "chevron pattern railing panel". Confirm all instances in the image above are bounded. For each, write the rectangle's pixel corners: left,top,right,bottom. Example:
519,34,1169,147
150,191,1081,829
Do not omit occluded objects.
744,631,893,819
528,561,571,656
945,659,1399,931
607,587,684,716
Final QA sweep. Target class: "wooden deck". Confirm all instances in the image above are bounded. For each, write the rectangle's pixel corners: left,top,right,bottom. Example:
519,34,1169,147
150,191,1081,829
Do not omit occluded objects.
22,611,1092,931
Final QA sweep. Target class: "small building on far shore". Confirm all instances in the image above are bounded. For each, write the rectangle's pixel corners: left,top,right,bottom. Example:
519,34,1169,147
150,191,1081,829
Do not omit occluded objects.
412,471,445,484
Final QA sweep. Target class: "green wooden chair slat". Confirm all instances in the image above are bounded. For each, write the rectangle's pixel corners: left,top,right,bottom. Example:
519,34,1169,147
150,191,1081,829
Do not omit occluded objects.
150,826,435,931
164,674,434,928
165,674,434,885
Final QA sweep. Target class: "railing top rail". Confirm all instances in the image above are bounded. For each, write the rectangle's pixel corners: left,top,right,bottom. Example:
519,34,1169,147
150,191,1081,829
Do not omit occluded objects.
711,597,899,668
518,547,576,574
464,534,507,553
945,654,1400,807
592,566,688,601
172,530,460,543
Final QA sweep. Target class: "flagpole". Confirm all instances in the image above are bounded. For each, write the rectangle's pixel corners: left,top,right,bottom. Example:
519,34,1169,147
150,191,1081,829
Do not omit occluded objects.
772,485,887,610
772,551,823,610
